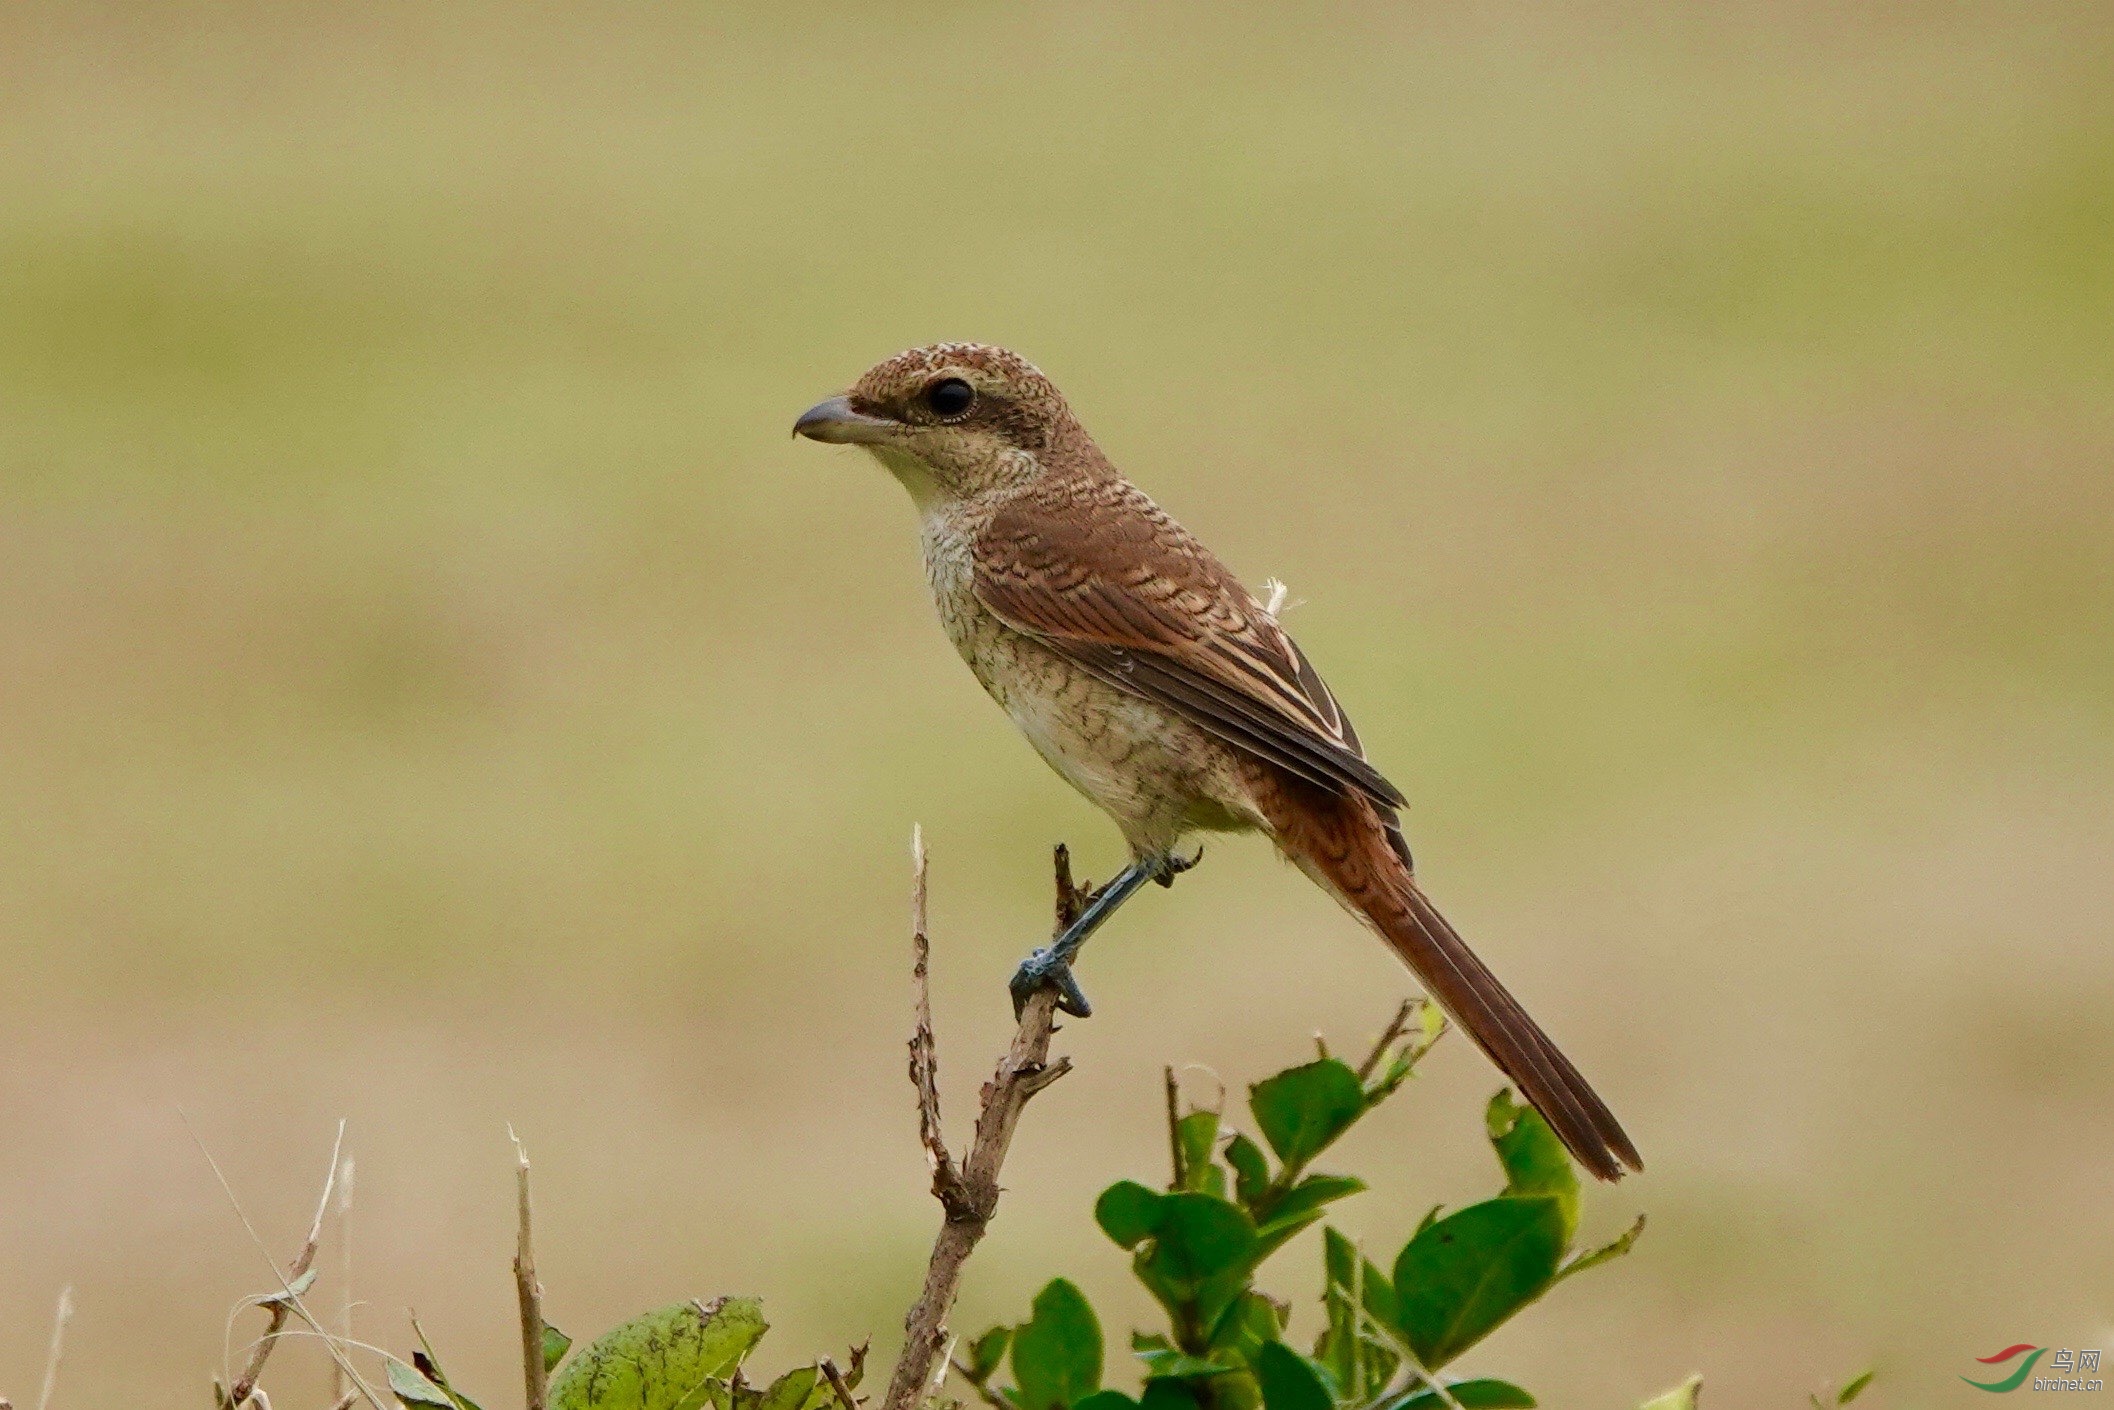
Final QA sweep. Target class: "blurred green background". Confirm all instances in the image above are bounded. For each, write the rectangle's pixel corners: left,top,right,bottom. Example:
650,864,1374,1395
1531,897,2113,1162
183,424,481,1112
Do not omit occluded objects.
2,4,2110,1405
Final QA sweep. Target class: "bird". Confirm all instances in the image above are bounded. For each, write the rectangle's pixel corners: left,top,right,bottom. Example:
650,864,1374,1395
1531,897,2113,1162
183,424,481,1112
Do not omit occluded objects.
793,343,1641,1181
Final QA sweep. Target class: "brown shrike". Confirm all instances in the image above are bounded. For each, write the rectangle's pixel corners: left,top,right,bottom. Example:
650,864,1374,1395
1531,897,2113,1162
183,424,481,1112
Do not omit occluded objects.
794,343,1640,1180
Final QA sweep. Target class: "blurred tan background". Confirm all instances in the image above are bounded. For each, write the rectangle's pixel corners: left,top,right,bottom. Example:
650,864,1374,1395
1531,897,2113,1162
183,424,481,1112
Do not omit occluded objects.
2,4,2110,1406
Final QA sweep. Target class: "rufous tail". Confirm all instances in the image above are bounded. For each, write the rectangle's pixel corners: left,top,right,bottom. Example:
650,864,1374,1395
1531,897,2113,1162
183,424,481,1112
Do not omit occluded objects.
1257,774,1642,1180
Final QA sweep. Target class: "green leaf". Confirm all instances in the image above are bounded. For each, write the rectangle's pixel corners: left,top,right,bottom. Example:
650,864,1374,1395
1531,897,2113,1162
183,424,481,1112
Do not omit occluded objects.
1258,1175,1365,1230
1135,1348,1234,1382
1253,1343,1331,1410
1392,1197,1567,1370
1176,1110,1221,1192
1636,1376,1702,1410
1096,1181,1166,1249
1837,1370,1875,1403
1011,1279,1102,1410
258,1267,319,1309
549,1298,769,1410
1386,1379,1536,1409
1251,1210,1323,1267
1136,1194,1259,1300
544,1325,575,1374
1322,1227,1397,1325
388,1358,456,1409
1317,1228,1398,1397
1249,1061,1366,1169
1073,1395,1140,1410
1138,1382,1205,1410
1553,1214,1645,1285
1419,1001,1446,1042
1485,1092,1579,1240
1205,1292,1280,1363
756,1366,826,1410
408,1324,486,1410
1133,1196,1263,1336
965,1327,1013,1383
1223,1134,1271,1210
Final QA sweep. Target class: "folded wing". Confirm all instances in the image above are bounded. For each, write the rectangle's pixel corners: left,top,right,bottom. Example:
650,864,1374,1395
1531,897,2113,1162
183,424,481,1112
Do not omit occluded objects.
972,483,1406,812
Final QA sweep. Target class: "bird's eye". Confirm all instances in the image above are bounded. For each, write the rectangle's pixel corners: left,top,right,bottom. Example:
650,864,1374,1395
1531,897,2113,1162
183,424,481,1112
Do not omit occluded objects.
924,377,976,419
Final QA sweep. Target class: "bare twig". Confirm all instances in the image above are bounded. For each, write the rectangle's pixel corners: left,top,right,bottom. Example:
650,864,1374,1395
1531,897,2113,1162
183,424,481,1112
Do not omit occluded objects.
881,835,1075,1410
909,826,959,1194
511,1127,549,1410
1051,844,1090,929
185,1115,389,1410
820,1356,863,1410
35,1285,72,1410
947,1358,1013,1410
218,1121,347,1410
1355,999,1419,1083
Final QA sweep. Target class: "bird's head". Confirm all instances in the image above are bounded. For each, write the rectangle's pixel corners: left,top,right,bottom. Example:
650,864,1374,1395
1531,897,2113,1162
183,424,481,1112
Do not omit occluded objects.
793,343,1091,506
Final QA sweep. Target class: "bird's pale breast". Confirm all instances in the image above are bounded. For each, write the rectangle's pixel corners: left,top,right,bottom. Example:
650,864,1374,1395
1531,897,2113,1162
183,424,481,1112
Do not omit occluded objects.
918,503,1258,857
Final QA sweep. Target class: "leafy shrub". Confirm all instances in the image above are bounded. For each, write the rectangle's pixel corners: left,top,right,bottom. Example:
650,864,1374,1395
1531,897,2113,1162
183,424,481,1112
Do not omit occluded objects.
951,1009,1650,1410
390,1007,1711,1410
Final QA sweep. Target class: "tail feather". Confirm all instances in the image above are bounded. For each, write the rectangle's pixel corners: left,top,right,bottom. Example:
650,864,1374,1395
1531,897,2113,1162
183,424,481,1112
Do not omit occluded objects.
1256,772,1642,1180
1392,878,1642,1180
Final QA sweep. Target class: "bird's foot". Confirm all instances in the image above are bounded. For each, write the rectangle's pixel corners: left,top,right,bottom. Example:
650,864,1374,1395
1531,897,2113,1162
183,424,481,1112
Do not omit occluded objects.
1154,844,1204,888
1010,849,1198,1020
1010,947,1092,1019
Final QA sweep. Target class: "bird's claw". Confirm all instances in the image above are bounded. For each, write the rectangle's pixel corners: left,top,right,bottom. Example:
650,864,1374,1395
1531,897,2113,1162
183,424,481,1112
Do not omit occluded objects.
1154,845,1204,888
1010,947,1093,1019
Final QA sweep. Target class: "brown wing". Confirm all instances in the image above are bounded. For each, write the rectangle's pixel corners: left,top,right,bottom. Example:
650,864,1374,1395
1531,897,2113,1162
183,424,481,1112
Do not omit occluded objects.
972,481,1406,812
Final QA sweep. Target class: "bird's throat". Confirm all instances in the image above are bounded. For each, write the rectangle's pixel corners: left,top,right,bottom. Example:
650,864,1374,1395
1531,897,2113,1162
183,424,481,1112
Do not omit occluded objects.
865,444,952,514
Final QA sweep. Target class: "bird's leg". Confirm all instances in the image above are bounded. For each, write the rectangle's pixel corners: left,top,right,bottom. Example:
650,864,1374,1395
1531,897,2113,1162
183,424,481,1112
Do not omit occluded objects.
1010,848,1201,1019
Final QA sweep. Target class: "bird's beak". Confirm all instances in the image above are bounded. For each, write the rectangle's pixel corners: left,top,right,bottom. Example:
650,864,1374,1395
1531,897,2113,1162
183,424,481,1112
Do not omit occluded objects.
792,396,896,445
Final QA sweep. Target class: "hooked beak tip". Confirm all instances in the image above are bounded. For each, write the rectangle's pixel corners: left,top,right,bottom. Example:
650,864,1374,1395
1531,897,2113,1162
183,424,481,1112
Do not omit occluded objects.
793,395,894,445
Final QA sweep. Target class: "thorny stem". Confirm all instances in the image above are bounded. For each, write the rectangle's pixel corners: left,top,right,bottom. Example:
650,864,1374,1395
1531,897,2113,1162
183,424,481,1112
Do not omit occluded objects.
882,833,1076,1410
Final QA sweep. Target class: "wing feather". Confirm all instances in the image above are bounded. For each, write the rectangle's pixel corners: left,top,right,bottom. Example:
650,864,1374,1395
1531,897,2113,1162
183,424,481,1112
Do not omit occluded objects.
971,485,1406,812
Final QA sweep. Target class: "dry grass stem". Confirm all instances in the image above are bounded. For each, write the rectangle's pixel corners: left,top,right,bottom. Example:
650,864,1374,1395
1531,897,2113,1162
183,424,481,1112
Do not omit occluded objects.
185,1116,389,1410
216,1121,348,1409
333,1155,355,1409
35,1285,73,1410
